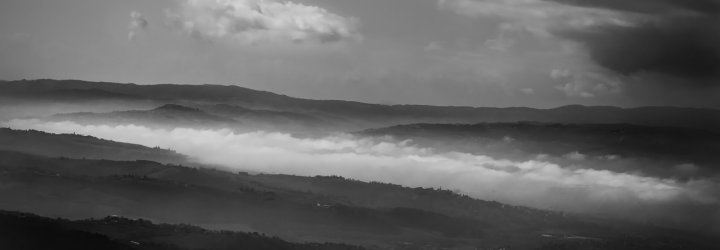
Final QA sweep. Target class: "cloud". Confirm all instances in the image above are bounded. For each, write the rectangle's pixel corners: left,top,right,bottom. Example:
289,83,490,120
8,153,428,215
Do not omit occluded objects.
519,88,535,95
423,41,446,52
598,154,621,161
546,0,720,16
482,23,524,51
128,11,149,41
165,0,360,45
552,69,622,98
675,163,699,173
438,0,636,37
550,68,572,79
555,18,720,81
563,151,587,161
440,0,720,84
6,119,720,233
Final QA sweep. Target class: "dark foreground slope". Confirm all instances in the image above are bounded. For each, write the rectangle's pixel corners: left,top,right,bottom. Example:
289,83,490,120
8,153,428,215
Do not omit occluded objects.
3,79,720,132
0,150,559,249
2,210,713,250
0,149,716,250
0,210,364,250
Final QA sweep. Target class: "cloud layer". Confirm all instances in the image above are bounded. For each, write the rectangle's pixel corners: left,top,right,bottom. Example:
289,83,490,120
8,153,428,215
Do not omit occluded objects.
6,119,720,233
165,0,360,45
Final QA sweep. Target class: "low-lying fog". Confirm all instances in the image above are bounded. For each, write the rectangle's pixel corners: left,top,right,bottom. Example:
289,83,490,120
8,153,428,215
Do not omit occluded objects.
6,119,720,235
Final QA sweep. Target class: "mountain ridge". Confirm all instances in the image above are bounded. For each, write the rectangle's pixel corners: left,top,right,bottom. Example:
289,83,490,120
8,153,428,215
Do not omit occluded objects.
3,79,720,133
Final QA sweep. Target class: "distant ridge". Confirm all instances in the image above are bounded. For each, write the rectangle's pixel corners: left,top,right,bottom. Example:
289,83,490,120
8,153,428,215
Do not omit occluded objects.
153,104,202,112
3,79,720,132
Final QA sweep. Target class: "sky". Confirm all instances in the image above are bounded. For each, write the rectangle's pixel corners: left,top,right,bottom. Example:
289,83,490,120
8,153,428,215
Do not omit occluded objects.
0,0,718,108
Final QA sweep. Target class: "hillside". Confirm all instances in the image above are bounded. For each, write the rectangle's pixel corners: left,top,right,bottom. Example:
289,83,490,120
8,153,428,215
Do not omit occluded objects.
49,104,238,129
0,148,715,249
0,127,187,164
0,150,556,249
2,80,720,249
2,210,711,250
46,104,342,133
0,210,364,250
2,79,720,132
359,122,720,179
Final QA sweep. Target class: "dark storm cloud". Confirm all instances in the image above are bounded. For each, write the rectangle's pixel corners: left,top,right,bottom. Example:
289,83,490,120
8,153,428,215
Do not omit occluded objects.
547,0,720,15
547,0,720,82
556,18,720,81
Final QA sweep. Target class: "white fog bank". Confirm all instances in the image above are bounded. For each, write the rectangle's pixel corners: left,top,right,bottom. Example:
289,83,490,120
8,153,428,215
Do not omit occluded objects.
6,119,720,233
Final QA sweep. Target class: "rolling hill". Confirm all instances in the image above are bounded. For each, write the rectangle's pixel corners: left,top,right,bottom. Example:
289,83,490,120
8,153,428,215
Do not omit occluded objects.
3,79,720,132
49,104,238,129
46,104,342,133
1,150,715,249
3,79,720,249
0,128,716,249
0,127,187,164
0,210,365,250
359,122,720,179
0,125,710,249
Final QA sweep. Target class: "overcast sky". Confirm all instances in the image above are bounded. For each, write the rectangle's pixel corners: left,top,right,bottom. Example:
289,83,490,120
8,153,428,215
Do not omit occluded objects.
1,0,718,108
